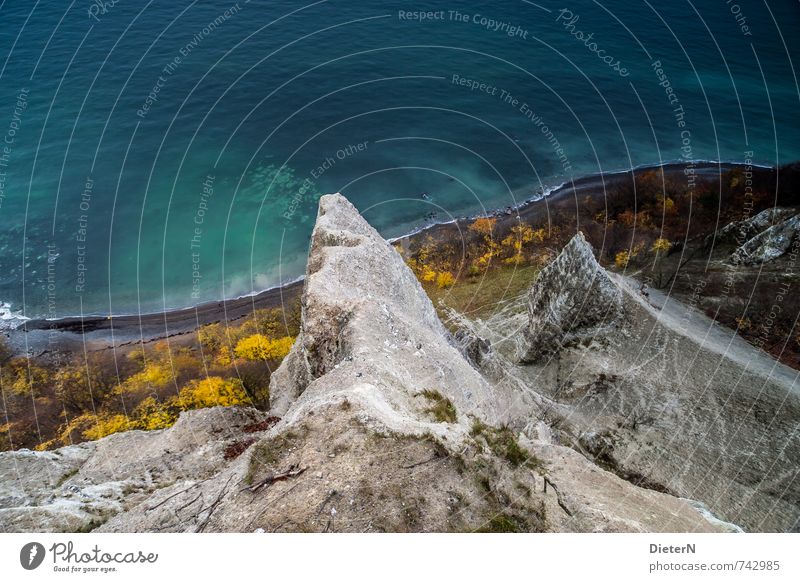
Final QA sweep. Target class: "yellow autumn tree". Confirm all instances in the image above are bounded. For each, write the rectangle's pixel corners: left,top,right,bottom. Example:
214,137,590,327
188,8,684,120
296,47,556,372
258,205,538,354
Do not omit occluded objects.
133,397,178,430
502,224,534,252
651,237,671,253
82,414,133,440
420,265,437,282
177,376,249,409
119,359,174,394
657,195,677,215
0,359,49,397
198,322,224,353
468,217,496,238
500,223,542,264
473,240,500,271
615,250,632,268
234,334,294,361
436,271,455,289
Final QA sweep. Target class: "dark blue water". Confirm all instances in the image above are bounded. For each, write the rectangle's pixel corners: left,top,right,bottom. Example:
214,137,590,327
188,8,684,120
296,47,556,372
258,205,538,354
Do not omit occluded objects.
0,0,798,320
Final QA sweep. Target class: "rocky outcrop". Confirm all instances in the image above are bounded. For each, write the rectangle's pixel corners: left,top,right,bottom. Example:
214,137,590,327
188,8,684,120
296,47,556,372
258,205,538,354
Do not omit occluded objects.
718,207,796,245
0,407,271,533
516,232,622,363
269,194,518,427
0,194,761,533
476,262,800,532
731,213,800,265
716,206,800,265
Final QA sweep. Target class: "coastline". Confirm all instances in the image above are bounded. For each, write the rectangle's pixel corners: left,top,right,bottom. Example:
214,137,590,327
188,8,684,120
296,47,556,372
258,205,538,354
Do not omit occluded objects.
11,160,768,355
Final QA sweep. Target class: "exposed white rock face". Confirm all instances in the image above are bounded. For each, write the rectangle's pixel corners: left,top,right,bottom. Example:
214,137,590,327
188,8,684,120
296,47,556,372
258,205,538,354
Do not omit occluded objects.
0,443,95,532
269,193,518,428
0,195,747,533
476,267,800,533
94,195,729,532
718,207,796,245
731,214,800,265
0,407,270,533
517,232,622,363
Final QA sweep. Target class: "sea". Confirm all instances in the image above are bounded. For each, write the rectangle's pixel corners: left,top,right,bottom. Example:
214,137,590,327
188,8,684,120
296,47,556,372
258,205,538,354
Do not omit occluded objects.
0,0,798,322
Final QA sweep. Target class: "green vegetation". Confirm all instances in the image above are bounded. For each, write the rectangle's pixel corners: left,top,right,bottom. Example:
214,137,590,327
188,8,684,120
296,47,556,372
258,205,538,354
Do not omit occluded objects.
470,419,541,469
0,302,300,452
474,513,526,533
397,215,553,319
245,429,302,484
419,389,457,423
425,264,539,319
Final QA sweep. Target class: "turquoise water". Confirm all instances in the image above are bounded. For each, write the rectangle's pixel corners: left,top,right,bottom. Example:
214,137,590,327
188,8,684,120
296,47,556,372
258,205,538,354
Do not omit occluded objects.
0,0,798,319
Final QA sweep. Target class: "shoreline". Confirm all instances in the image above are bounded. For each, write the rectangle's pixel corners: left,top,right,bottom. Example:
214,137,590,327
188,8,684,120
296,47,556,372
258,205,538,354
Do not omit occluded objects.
12,160,769,354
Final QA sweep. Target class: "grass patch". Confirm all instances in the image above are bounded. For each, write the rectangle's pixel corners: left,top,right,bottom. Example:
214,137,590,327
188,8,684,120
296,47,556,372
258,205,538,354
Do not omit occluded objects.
75,517,107,533
470,419,541,469
244,429,300,484
419,390,457,423
474,513,525,533
423,264,539,319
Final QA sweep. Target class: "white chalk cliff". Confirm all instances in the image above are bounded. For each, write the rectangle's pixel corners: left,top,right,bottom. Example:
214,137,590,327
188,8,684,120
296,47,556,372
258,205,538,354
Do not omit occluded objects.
2,194,796,532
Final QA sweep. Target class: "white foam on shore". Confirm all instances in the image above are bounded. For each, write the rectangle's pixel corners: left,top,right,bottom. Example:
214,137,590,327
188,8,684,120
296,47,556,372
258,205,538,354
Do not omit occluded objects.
13,160,774,326
0,301,29,330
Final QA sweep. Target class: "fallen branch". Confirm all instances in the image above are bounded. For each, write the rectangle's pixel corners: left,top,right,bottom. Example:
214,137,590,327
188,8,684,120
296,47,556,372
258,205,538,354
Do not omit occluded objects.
314,489,339,519
544,476,573,517
399,455,443,469
243,466,307,494
176,492,203,514
195,475,234,533
145,476,213,512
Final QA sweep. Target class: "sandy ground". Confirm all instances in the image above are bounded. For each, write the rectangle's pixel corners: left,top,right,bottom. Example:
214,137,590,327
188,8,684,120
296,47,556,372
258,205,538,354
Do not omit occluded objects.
612,273,800,394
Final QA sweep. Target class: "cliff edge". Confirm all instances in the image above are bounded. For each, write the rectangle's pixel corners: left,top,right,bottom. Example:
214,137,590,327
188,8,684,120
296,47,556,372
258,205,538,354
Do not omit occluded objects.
0,195,751,533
